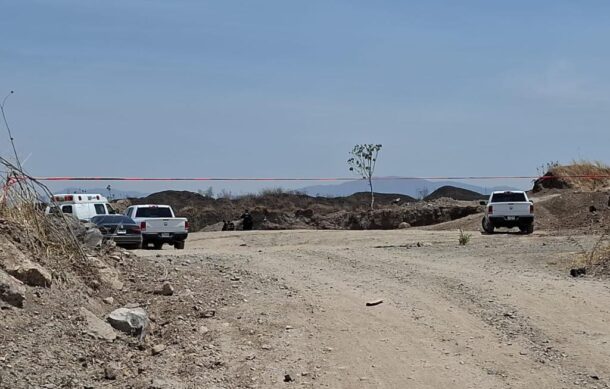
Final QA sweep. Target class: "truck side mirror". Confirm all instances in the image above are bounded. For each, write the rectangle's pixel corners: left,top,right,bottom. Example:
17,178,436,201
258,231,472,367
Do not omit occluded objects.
479,200,487,206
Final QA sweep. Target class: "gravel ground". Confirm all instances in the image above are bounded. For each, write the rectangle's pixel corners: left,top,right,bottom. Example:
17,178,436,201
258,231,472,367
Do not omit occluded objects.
130,228,610,388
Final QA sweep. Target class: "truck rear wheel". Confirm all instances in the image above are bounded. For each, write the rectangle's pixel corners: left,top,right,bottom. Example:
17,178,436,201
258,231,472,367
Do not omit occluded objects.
520,224,534,234
153,242,163,250
482,217,494,234
175,241,185,250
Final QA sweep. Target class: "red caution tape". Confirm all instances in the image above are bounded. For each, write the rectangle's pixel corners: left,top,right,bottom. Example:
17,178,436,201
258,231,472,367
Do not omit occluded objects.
27,175,610,182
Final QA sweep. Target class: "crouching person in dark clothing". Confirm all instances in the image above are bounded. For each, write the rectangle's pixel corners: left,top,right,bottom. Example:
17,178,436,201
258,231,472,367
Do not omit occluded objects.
241,210,253,231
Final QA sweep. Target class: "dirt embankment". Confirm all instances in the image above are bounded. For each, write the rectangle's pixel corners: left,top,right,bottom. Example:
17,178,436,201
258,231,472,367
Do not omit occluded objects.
120,191,481,232
429,190,610,234
0,213,290,388
533,162,610,192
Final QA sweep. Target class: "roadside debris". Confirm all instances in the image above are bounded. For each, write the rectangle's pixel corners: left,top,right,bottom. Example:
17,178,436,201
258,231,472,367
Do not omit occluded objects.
366,299,384,307
570,268,587,277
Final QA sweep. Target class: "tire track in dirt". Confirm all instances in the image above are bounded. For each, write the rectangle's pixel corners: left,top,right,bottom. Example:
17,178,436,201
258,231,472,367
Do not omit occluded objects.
145,230,610,388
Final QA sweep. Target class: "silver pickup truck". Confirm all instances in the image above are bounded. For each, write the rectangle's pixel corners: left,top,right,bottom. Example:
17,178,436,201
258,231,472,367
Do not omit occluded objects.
481,191,534,234
124,204,189,249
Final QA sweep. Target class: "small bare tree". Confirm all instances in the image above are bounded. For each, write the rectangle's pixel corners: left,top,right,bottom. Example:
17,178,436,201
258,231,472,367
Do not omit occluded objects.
417,187,429,201
348,144,382,210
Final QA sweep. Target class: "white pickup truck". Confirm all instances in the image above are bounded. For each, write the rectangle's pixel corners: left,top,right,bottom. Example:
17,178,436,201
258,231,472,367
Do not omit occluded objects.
124,205,189,249
481,191,534,234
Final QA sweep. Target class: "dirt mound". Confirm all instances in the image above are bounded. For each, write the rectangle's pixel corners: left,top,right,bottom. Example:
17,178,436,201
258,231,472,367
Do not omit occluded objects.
425,186,486,201
533,162,610,192
533,191,609,232
126,191,479,231
428,191,610,234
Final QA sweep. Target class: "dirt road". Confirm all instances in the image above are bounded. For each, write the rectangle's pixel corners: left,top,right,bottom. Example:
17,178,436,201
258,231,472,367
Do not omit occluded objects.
138,229,610,388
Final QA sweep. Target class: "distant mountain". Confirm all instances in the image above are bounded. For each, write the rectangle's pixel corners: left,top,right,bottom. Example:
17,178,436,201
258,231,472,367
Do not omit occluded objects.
424,186,487,201
56,187,149,200
300,178,515,198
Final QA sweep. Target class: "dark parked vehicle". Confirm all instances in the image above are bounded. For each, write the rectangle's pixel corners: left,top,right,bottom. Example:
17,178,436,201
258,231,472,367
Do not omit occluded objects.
90,215,142,249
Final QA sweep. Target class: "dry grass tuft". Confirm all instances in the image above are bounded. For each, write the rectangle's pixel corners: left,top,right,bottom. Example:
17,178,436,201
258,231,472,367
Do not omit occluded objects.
458,228,472,246
573,228,610,276
574,245,610,276
0,172,86,266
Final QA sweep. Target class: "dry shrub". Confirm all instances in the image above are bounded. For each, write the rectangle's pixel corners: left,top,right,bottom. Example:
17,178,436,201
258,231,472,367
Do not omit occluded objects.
458,228,471,246
573,228,610,275
0,174,86,281
547,161,610,191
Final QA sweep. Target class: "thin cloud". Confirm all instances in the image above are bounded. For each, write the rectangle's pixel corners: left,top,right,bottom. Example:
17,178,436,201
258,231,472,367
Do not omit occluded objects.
506,60,610,106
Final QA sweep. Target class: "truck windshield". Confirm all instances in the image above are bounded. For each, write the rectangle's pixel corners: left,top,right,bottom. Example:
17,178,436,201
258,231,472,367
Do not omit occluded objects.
491,193,527,202
135,207,173,218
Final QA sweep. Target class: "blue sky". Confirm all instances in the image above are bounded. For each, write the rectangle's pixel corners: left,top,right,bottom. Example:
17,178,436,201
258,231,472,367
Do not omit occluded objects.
1,1,609,194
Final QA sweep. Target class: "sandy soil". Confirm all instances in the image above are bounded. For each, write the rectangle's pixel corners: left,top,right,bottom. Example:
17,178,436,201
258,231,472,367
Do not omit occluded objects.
132,229,610,388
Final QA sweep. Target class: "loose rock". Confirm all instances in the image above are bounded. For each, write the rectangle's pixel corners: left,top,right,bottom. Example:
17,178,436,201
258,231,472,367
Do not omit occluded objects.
150,378,185,389
0,238,52,287
107,307,148,336
200,309,216,318
80,307,116,341
0,269,26,308
151,344,166,356
570,268,587,277
155,282,174,296
104,363,120,380
83,228,103,248
7,260,52,287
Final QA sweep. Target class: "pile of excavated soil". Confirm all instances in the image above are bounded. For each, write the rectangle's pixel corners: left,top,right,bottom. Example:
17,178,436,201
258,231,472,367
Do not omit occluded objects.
428,190,610,234
126,191,412,231
533,162,610,192
121,191,480,232
533,190,609,232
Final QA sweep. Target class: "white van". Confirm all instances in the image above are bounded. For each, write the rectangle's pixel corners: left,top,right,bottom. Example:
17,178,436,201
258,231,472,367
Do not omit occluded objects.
45,193,115,221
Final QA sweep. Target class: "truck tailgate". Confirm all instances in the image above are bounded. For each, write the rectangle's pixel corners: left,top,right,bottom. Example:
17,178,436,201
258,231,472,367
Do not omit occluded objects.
492,203,531,216
142,218,187,233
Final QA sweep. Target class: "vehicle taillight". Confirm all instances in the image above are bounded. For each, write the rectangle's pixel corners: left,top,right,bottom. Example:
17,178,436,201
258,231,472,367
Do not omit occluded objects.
131,226,141,233
488,206,493,215
530,204,534,214
140,221,146,232
185,221,189,231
